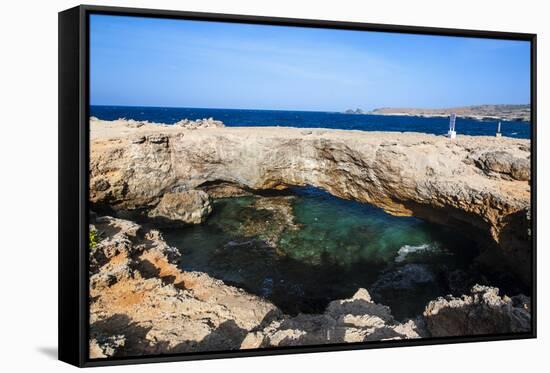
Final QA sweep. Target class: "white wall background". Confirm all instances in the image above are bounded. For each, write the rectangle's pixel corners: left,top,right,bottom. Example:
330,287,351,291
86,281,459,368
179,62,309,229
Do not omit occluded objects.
0,0,546,370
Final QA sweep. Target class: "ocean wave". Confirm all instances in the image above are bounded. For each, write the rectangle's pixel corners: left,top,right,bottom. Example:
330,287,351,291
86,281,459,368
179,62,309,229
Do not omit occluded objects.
394,243,437,263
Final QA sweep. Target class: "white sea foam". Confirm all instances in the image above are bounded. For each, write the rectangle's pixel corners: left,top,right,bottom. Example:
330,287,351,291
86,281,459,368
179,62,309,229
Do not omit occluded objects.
394,243,436,263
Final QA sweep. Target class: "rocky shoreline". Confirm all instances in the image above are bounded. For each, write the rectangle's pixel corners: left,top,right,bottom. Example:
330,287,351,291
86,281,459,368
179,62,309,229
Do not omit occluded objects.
89,215,531,358
89,117,532,358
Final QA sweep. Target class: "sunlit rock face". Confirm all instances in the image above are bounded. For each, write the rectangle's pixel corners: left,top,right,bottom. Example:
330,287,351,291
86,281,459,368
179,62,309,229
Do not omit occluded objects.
423,284,531,337
89,118,531,278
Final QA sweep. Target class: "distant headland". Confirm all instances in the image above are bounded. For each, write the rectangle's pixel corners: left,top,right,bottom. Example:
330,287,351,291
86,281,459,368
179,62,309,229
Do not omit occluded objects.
344,104,530,122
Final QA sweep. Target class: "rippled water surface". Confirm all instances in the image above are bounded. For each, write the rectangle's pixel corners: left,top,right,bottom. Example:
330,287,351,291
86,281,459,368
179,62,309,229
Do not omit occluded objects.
163,187,519,319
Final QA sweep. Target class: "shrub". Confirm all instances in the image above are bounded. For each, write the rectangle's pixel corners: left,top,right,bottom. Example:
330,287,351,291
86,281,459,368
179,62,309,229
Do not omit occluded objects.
89,228,100,249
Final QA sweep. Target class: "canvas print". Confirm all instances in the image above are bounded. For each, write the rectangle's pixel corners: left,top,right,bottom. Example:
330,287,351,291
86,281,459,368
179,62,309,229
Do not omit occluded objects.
87,14,532,359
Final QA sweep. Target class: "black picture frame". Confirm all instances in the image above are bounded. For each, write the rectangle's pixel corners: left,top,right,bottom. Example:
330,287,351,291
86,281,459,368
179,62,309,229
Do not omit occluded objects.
58,4,537,367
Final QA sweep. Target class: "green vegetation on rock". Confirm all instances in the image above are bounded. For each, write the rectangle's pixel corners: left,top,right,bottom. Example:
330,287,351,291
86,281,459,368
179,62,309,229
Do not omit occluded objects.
89,228,100,249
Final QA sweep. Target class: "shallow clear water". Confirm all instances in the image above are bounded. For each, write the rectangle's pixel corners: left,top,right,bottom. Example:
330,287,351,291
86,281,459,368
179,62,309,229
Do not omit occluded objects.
162,187,490,320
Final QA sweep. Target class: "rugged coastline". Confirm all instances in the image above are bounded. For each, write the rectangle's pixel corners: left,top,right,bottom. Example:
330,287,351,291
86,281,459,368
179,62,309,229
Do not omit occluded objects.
89,117,532,357
367,104,531,122
90,118,531,276
90,215,530,358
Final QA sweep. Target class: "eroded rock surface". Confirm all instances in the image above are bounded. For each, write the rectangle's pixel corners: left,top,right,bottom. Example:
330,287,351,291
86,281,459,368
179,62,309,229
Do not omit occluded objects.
245,288,426,348
147,190,212,226
89,215,280,358
424,284,531,337
475,151,531,181
90,118,531,277
174,117,224,129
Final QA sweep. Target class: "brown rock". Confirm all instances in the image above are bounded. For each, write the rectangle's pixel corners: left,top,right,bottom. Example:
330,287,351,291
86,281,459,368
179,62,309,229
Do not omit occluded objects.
147,190,212,226
254,288,425,347
423,284,531,337
475,150,531,181
89,216,281,357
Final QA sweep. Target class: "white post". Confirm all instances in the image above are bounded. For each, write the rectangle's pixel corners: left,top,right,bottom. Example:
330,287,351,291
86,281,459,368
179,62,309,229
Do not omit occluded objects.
448,113,457,139
496,121,502,137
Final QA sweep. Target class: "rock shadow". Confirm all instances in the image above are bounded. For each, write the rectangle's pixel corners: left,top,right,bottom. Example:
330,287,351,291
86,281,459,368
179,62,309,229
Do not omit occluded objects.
424,295,531,337
168,320,249,354
90,315,257,357
90,314,153,357
135,258,186,290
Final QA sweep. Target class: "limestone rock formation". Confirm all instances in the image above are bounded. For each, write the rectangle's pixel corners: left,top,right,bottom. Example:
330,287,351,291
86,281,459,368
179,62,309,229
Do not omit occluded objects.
243,287,425,348
174,117,225,129
90,119,531,278
147,190,212,226
89,215,281,358
423,284,531,337
475,150,531,181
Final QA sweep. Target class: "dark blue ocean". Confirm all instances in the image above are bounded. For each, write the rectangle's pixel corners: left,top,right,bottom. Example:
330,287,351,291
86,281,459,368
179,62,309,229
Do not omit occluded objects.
90,105,531,139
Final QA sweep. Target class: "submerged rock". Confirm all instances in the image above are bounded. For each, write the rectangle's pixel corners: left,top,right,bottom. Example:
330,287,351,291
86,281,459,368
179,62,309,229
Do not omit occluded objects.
423,284,531,337
243,196,300,246
369,264,441,320
372,264,436,291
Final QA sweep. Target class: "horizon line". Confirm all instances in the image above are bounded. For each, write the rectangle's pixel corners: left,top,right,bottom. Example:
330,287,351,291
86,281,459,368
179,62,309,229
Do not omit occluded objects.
90,103,531,113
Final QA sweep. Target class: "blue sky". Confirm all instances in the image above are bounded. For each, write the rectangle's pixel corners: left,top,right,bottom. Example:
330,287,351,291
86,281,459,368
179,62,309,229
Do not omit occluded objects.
90,14,530,111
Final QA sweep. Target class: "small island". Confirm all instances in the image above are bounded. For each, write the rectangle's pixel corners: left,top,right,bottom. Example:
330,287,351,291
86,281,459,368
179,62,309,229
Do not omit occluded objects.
344,108,367,115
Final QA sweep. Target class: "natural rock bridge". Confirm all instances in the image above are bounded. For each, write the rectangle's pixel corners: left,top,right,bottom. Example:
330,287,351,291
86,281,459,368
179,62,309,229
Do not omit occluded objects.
89,118,531,279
